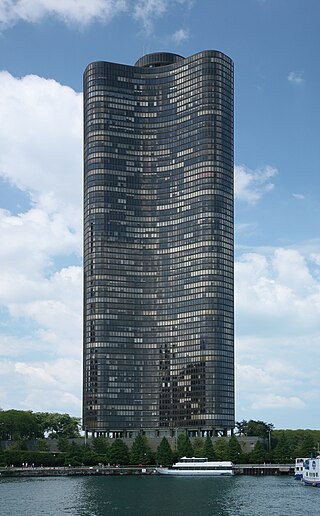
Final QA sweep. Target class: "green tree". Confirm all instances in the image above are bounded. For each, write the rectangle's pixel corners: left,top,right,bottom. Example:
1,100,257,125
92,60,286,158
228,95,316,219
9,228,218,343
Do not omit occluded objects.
192,437,204,457
130,434,154,465
177,433,193,458
63,441,97,466
272,431,292,462
64,441,82,466
244,420,274,439
214,438,229,460
35,412,80,438
0,410,40,440
37,439,50,452
0,410,81,441
92,436,109,456
235,420,248,436
9,438,28,451
295,434,316,459
203,434,215,460
228,435,242,463
156,437,174,466
108,439,130,465
250,441,267,463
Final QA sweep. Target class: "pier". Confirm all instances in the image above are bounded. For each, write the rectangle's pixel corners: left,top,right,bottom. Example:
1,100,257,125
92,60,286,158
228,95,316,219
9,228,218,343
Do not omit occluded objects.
0,464,295,477
235,464,294,475
0,466,155,477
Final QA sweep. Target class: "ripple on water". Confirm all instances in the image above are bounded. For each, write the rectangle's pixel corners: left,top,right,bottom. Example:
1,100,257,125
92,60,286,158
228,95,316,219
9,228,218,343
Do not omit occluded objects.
1,474,320,516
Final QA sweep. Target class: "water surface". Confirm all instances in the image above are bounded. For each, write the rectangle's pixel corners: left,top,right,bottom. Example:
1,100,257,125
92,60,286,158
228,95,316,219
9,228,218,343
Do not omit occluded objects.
1,475,319,515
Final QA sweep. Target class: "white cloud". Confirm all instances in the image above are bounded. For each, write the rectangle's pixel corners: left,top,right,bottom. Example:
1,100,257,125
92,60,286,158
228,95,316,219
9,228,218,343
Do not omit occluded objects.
0,0,127,28
0,207,81,286
133,0,191,33
0,72,82,294
172,28,189,44
287,71,304,84
236,248,320,329
0,266,82,363
235,222,257,237
235,244,320,427
252,394,305,410
0,356,81,413
310,253,320,266
293,193,305,200
15,361,58,386
12,358,82,413
133,0,166,32
0,334,44,357
0,0,193,32
235,164,277,204
0,71,83,414
0,72,82,208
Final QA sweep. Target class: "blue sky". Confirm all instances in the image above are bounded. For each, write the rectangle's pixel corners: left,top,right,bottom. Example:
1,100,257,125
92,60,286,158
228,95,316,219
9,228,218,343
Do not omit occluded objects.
0,0,319,430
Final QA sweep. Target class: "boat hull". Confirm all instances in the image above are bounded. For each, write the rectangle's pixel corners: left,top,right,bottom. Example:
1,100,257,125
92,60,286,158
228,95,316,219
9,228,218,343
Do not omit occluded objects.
303,479,320,487
302,456,320,486
157,457,234,476
156,468,233,476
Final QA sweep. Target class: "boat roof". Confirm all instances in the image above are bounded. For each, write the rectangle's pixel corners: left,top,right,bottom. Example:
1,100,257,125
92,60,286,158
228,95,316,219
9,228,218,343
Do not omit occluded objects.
177,457,233,466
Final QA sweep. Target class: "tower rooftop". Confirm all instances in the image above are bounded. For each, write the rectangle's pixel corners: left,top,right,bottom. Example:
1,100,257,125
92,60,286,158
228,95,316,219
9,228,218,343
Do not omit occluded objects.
135,52,184,68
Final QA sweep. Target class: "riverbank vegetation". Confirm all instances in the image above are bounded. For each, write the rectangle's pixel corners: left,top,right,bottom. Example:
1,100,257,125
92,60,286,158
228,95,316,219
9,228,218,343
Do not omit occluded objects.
0,410,80,440
0,411,319,467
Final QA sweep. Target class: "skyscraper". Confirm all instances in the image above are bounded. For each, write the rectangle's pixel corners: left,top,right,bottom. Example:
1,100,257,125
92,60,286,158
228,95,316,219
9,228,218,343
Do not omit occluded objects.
83,51,234,438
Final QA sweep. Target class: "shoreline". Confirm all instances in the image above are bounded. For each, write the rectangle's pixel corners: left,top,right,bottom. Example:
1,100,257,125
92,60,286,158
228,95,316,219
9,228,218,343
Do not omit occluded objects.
0,464,295,477
0,466,156,477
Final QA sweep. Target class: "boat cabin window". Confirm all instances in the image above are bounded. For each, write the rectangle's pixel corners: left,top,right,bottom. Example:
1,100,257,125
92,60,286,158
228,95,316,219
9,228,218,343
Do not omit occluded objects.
180,458,208,463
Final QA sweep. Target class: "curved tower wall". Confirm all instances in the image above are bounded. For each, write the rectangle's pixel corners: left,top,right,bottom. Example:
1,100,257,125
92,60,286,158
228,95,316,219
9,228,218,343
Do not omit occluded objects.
83,51,234,435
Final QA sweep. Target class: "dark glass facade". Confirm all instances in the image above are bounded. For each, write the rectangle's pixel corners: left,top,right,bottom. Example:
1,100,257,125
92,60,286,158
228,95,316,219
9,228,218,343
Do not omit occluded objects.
83,51,234,436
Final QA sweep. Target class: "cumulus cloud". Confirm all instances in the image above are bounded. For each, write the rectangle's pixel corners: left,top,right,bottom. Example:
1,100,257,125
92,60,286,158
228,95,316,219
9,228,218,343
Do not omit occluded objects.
133,0,166,32
0,0,127,28
252,394,305,410
287,71,304,84
0,357,82,413
236,248,320,331
0,71,82,208
14,358,82,412
293,193,305,200
133,0,192,33
235,245,320,427
0,71,83,414
0,0,193,32
172,28,189,44
310,253,320,266
235,222,257,237
235,164,277,204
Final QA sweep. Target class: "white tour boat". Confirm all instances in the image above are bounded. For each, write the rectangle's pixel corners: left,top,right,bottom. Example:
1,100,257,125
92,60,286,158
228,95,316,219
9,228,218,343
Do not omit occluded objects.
295,457,307,480
302,456,320,487
156,457,234,476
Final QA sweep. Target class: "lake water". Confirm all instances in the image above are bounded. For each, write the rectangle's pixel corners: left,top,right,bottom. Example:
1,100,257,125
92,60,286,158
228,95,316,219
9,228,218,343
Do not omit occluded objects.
1,475,319,515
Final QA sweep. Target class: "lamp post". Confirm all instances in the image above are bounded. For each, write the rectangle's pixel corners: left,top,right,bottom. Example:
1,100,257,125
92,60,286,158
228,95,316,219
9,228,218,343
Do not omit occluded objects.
268,429,272,453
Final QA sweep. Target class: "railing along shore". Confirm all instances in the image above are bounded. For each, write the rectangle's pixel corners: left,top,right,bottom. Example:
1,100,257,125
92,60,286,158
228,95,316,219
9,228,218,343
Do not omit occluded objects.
0,464,295,477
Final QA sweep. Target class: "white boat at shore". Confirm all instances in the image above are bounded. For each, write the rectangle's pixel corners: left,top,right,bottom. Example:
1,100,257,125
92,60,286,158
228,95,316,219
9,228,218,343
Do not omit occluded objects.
302,456,320,487
156,457,234,476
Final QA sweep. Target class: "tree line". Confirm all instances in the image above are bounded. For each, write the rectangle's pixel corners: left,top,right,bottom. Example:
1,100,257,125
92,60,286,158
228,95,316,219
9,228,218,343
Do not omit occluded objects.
0,409,80,440
1,412,320,467
0,433,238,467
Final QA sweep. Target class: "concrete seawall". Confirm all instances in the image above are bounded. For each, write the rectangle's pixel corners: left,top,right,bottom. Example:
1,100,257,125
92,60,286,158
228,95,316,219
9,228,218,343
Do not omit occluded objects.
0,464,295,477
0,466,156,477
